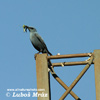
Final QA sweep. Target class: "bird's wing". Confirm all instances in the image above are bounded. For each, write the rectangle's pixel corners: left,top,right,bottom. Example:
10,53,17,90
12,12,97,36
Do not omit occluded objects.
35,33,52,55
35,33,48,49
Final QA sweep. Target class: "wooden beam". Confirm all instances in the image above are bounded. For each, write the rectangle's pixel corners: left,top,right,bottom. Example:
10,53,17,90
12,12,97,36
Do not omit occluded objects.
94,50,100,100
59,55,94,100
36,54,50,100
47,53,91,59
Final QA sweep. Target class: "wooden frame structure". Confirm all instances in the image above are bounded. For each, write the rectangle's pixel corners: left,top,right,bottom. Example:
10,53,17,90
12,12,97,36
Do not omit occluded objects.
35,50,100,100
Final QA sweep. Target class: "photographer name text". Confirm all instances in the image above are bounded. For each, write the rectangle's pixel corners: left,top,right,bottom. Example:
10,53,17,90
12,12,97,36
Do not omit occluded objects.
6,92,48,98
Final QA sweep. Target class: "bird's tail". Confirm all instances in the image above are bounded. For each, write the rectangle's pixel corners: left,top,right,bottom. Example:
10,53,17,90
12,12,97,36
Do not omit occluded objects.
48,51,52,56
48,60,54,73
46,49,52,56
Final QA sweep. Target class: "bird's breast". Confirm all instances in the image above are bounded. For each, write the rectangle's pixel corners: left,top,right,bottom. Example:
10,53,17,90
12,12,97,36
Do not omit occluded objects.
30,32,35,40
30,32,43,48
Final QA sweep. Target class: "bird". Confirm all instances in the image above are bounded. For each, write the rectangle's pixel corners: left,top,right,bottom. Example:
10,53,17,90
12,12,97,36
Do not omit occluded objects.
23,25,53,72
23,25,52,56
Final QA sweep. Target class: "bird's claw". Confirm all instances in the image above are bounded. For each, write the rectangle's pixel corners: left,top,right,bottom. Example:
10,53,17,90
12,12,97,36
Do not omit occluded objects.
34,51,41,59
34,54,38,60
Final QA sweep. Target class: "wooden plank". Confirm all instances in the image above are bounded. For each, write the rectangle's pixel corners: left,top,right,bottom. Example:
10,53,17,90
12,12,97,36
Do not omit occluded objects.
94,50,100,100
36,54,50,100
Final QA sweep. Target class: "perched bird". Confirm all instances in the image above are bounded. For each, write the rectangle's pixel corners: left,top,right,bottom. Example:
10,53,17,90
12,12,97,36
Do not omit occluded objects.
23,25,53,72
23,25,52,56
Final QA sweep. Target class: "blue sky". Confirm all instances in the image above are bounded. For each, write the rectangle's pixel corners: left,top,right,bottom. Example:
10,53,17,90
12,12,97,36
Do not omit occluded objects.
0,0,100,100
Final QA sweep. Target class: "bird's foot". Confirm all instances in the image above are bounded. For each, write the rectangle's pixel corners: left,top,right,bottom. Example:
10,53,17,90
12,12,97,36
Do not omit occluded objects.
34,51,41,60
34,54,37,60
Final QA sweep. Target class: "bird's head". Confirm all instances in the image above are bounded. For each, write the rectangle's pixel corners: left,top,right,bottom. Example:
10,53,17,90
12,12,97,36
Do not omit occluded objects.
23,25,37,32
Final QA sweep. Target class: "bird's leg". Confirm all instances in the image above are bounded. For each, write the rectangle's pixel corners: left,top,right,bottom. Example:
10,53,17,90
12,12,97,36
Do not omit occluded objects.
34,52,40,60
34,50,42,59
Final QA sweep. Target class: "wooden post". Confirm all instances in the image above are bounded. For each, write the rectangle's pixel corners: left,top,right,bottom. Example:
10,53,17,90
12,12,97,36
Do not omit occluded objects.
94,50,100,100
36,54,50,100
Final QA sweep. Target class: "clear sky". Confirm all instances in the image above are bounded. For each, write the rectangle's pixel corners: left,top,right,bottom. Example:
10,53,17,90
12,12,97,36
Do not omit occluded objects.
0,0,100,100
